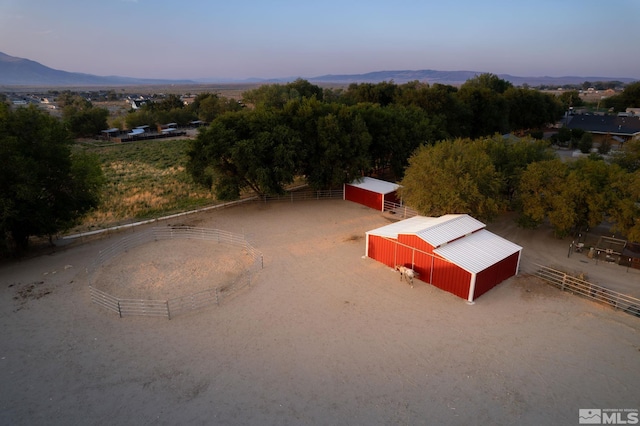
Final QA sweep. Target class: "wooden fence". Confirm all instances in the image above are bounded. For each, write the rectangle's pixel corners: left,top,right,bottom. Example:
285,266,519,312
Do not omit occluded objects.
88,226,263,319
520,261,640,318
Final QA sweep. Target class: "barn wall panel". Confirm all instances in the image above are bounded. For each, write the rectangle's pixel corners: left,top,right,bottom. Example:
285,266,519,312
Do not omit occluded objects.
473,252,520,300
431,257,471,299
396,244,414,269
345,185,383,211
368,235,397,267
413,250,433,284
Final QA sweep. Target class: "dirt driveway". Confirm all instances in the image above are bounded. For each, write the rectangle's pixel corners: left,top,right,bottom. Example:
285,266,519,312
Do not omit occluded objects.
1,200,638,425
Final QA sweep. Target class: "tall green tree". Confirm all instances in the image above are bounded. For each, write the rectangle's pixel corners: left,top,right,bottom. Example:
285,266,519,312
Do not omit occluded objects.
461,73,514,94
61,95,109,137
504,87,562,131
187,110,299,199
519,157,616,237
484,135,556,206
457,85,509,138
304,108,372,189
609,168,640,242
611,139,640,173
602,81,640,111
399,138,504,221
0,104,104,252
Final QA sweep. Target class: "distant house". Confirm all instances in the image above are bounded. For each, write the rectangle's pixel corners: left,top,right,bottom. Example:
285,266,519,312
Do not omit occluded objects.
565,114,640,148
101,128,121,140
130,99,147,110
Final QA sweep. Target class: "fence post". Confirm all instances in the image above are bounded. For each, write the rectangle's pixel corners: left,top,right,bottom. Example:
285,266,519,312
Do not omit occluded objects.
117,300,122,318
215,288,220,305
166,300,171,320
561,273,566,292
261,254,264,269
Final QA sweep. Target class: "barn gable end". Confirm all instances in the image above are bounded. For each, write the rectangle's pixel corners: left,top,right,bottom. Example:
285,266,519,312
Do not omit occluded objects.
344,177,401,212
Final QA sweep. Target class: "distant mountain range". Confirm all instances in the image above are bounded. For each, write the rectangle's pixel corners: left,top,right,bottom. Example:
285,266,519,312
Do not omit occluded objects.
0,52,195,86
0,51,637,87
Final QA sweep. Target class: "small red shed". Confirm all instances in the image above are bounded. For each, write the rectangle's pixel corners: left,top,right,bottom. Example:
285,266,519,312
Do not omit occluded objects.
365,214,522,303
344,177,401,212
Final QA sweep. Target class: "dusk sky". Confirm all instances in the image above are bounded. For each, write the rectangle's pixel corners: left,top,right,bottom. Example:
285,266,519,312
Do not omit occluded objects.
1,0,639,81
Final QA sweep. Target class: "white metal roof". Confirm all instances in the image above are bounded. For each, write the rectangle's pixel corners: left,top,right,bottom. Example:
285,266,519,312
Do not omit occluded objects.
434,229,522,274
415,214,485,247
366,214,485,248
365,215,444,239
348,177,400,195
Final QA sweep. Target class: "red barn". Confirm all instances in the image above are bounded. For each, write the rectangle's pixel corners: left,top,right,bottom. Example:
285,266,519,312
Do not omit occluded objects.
365,214,522,303
344,177,401,212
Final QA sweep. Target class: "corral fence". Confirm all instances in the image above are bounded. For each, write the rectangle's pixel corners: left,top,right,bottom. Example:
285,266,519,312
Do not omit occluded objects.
383,200,419,219
260,188,344,203
519,260,640,318
87,226,263,319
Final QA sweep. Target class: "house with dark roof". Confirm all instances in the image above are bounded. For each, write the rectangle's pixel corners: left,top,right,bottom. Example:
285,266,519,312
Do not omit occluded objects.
565,114,640,147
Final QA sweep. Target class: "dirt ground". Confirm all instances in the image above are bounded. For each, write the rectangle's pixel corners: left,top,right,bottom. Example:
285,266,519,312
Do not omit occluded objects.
1,200,639,426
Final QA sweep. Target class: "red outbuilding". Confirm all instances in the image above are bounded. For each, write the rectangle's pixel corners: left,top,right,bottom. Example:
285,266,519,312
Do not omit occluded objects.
365,214,522,303
344,177,401,212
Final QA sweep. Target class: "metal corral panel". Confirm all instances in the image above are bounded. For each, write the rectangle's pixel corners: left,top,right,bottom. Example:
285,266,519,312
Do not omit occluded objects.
415,214,485,248
434,229,522,274
473,252,520,299
431,257,471,299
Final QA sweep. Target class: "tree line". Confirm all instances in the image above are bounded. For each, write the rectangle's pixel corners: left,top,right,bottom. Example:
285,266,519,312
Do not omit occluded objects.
400,136,640,241
187,75,640,241
2,74,639,253
187,74,564,198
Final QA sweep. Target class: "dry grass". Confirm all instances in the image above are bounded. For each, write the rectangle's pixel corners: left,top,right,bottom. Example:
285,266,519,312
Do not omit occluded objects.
72,139,216,232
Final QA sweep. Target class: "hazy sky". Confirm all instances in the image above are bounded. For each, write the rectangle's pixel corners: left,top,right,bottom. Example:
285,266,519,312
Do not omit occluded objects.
1,0,639,80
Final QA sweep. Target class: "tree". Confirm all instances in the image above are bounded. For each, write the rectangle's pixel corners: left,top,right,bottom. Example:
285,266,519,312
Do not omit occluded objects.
609,168,640,242
304,108,371,189
518,157,616,237
611,139,640,172
64,106,109,138
484,135,556,206
342,81,398,106
0,104,104,253
558,90,583,110
603,81,640,111
461,73,513,94
186,110,299,200
504,87,562,131
286,78,323,101
578,132,593,154
60,94,109,137
518,159,573,234
399,138,503,221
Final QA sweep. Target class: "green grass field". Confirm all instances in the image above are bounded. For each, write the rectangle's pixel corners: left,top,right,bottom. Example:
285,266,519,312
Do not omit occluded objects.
73,138,216,232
